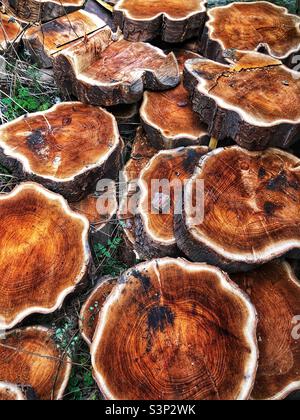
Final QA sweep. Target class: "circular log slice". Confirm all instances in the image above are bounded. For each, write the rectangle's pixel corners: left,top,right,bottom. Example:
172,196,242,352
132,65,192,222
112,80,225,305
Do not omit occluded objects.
0,182,90,330
91,258,258,400
232,260,300,400
0,326,71,400
113,0,207,43
0,382,34,400
0,12,22,50
184,51,300,150
118,127,157,245
54,28,180,107
200,2,300,67
3,0,85,23
137,145,208,259
0,102,122,201
141,50,208,149
175,146,300,273
80,276,118,346
23,10,107,68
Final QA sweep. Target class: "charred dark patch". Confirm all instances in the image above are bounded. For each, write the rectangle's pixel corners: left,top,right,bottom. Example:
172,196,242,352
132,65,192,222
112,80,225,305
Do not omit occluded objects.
27,130,45,152
148,305,175,333
182,148,203,174
258,167,266,178
264,201,278,216
131,269,151,292
266,171,300,192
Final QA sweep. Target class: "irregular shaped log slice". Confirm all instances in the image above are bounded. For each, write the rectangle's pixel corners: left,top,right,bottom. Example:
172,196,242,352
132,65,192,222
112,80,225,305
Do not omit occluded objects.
141,50,209,149
54,27,180,107
0,182,90,330
137,145,208,259
70,188,118,232
184,51,300,150
3,0,85,23
23,10,107,68
232,261,300,400
113,0,207,43
175,146,300,273
0,102,122,201
0,326,71,400
0,12,22,50
0,382,35,400
201,2,300,67
118,127,157,247
91,258,258,400
80,277,118,346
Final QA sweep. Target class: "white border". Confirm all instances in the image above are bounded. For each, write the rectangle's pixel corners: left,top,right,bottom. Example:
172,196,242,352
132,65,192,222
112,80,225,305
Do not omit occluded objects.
185,146,300,263
0,182,90,330
91,258,258,400
0,102,120,183
206,1,300,61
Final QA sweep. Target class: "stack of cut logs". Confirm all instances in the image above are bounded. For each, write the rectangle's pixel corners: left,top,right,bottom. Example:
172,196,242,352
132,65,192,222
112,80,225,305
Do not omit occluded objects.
0,0,299,400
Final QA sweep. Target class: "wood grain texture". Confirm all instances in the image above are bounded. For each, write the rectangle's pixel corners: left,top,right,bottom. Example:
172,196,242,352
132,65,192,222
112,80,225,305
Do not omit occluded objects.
0,326,71,400
0,182,90,329
54,27,180,106
232,261,300,400
201,2,300,66
175,146,300,272
91,258,258,400
137,145,208,259
184,51,300,150
3,0,84,23
80,277,117,346
113,0,207,43
23,10,106,68
0,102,122,201
0,383,33,400
141,50,209,149
0,12,22,50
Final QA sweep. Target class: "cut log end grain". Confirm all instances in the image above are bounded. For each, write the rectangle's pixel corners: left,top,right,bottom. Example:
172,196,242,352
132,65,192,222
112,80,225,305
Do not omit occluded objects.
0,12,22,49
232,260,300,400
141,50,209,149
113,0,207,43
136,145,208,259
175,146,300,273
201,2,300,65
0,102,122,201
54,27,180,107
0,382,35,400
3,0,85,23
91,258,258,400
80,277,118,346
0,182,90,330
23,10,107,68
0,326,71,400
184,51,300,150
118,127,157,245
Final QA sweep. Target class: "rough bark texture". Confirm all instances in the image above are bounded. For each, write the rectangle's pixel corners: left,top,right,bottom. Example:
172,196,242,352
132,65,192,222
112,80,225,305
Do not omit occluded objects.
113,0,207,43
0,12,22,50
23,10,106,68
232,261,300,400
175,146,300,273
141,50,209,149
184,51,300,150
80,276,118,346
85,0,113,28
54,27,180,107
0,182,90,330
0,327,71,400
0,102,122,202
136,145,208,259
200,2,300,68
91,258,258,400
118,127,157,246
3,0,84,23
